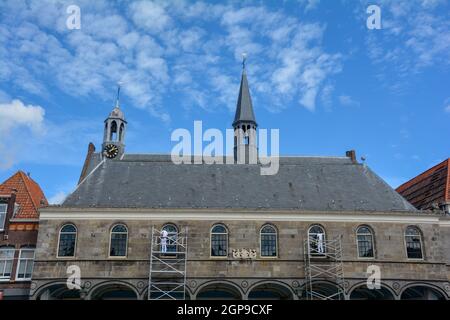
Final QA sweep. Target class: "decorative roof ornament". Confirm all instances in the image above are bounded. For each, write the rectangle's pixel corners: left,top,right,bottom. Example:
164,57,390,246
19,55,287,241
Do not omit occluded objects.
109,82,125,119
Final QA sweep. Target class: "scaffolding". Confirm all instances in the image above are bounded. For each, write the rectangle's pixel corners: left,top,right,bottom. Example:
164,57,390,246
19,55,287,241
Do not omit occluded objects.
148,226,188,300
303,235,345,300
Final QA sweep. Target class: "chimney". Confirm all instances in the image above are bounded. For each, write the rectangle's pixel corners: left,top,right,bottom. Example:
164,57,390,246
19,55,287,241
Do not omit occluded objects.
346,150,357,163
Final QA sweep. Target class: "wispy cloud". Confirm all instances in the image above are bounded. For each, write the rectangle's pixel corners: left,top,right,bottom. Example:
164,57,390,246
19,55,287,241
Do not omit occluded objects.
0,0,343,120
48,191,67,205
362,0,450,91
338,95,360,107
444,98,450,113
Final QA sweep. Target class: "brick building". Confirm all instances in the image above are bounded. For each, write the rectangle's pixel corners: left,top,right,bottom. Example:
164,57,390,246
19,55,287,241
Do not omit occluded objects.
396,159,450,214
30,66,450,300
0,171,48,299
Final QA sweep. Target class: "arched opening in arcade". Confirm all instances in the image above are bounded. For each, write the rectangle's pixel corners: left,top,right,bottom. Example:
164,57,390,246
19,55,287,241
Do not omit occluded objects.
247,282,294,300
400,285,446,300
196,282,242,300
349,284,395,300
90,283,138,300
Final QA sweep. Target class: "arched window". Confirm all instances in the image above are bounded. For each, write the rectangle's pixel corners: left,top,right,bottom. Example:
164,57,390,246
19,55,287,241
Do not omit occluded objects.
211,224,228,257
405,226,423,259
356,226,375,258
109,224,128,257
110,121,117,141
162,224,178,255
58,224,77,257
308,225,326,255
260,225,277,257
119,123,125,142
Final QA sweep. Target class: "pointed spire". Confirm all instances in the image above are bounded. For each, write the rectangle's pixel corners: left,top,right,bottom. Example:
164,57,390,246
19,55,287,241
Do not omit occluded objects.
233,54,257,127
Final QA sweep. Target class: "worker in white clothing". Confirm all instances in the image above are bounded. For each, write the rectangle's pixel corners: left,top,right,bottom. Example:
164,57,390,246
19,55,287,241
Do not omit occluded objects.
317,232,324,254
161,229,168,253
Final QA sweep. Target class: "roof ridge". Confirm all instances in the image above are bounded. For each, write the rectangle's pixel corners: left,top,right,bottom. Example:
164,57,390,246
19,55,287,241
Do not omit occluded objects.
446,159,450,201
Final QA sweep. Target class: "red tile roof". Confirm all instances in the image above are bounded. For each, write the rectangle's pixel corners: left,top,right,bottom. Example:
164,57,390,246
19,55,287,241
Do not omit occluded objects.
396,158,450,210
0,171,48,219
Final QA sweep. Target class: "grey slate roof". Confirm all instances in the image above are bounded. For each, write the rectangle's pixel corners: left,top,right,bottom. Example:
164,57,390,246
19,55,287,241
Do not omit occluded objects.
62,153,416,212
233,70,257,126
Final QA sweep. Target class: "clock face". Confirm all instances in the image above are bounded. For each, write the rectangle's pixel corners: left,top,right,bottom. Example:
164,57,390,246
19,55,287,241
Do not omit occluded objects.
104,144,119,159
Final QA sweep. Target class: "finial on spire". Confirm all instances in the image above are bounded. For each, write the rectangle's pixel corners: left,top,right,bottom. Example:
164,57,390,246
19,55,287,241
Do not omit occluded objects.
242,53,247,70
115,82,122,108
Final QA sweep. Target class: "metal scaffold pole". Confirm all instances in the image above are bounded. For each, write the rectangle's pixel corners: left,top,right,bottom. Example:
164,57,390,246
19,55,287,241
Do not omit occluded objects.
148,226,188,300
304,235,345,300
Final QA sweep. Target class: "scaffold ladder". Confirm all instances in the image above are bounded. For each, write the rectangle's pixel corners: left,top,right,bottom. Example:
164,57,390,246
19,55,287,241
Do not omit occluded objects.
148,226,188,300
303,235,345,300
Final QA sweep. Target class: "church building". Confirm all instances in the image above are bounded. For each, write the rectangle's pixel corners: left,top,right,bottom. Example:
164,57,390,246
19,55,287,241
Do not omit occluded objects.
30,65,450,300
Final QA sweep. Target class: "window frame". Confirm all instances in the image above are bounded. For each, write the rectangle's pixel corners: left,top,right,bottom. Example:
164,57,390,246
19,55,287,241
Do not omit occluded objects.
404,226,424,260
15,247,35,281
0,202,8,231
0,246,15,281
307,224,326,256
356,225,375,259
108,224,128,258
161,223,179,257
259,224,278,258
210,224,228,258
57,223,77,258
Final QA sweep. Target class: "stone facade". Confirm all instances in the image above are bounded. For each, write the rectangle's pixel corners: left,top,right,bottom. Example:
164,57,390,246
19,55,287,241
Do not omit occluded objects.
30,208,450,300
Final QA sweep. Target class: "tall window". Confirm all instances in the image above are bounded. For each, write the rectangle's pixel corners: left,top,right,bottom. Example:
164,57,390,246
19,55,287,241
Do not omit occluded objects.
162,224,178,254
211,224,228,257
405,226,423,259
109,224,128,257
0,246,15,280
356,226,375,258
308,225,326,255
0,203,7,230
58,224,77,257
260,225,277,257
16,247,35,280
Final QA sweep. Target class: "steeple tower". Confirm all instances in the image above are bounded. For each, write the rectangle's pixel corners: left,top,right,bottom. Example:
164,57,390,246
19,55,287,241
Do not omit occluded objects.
102,85,127,159
233,54,258,164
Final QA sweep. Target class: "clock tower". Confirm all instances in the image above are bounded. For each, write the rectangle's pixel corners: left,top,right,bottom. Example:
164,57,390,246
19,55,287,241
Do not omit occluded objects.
102,86,126,160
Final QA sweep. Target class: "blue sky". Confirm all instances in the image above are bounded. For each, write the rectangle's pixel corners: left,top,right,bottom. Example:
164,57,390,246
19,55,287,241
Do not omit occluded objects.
0,0,449,204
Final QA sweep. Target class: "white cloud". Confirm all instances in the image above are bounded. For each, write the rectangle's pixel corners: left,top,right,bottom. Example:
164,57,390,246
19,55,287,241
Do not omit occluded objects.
362,0,450,87
0,99,46,169
0,99,45,134
444,98,450,113
297,0,320,12
129,1,172,32
338,95,360,107
0,0,344,122
48,191,67,205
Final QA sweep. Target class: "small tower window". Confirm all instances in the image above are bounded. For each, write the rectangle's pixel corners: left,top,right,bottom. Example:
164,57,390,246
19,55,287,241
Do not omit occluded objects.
110,121,117,141
119,123,125,142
